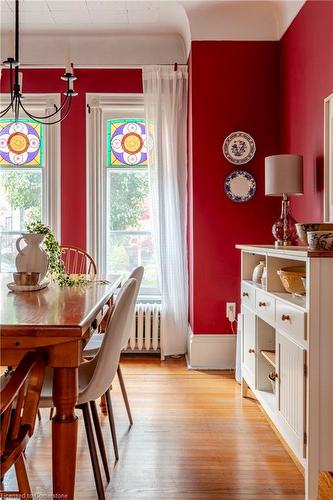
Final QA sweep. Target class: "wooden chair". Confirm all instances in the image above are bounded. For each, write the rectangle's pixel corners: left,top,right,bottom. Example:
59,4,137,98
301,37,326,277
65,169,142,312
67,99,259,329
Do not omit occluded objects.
60,245,97,276
0,352,45,498
40,279,138,500
48,245,97,420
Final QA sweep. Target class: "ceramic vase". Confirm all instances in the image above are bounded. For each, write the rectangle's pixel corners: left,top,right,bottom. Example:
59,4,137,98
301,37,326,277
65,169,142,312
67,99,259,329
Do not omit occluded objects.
252,261,265,283
261,267,267,288
15,233,49,281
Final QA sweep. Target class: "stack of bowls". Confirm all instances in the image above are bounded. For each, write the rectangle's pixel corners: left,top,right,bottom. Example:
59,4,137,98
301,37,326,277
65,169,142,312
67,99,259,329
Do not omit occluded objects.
295,223,333,245
13,272,41,286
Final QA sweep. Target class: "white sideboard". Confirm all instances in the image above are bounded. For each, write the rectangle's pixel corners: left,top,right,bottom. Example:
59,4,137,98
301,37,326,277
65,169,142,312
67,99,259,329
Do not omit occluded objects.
236,244,333,500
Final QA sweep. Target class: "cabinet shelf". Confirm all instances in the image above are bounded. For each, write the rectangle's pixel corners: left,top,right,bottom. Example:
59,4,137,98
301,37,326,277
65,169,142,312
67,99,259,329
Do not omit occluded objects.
260,350,276,368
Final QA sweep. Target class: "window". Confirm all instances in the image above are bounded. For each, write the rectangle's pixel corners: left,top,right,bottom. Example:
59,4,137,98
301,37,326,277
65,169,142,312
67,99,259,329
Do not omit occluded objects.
0,119,43,271
0,95,60,272
106,117,157,295
86,94,159,298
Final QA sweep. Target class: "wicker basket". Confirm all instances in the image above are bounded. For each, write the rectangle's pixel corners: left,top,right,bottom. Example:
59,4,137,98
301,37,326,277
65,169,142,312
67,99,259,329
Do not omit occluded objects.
277,266,306,294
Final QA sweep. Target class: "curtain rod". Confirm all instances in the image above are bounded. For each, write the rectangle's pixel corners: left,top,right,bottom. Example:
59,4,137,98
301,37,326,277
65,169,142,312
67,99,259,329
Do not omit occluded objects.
16,63,188,69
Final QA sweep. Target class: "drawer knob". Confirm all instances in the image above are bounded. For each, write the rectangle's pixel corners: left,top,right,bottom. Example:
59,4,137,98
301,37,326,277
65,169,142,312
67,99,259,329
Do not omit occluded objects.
281,314,290,321
248,348,255,354
268,372,278,381
258,301,266,307
242,292,249,297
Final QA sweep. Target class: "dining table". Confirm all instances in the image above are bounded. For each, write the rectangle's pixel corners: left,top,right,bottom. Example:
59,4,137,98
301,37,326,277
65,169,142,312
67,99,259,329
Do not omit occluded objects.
0,272,122,499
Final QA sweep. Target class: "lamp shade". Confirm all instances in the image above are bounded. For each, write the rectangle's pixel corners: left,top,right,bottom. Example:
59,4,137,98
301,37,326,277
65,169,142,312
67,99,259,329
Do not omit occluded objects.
265,154,303,196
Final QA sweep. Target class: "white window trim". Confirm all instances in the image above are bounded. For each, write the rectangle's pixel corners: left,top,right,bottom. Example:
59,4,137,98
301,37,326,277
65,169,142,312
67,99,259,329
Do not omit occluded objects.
0,93,61,240
86,93,145,274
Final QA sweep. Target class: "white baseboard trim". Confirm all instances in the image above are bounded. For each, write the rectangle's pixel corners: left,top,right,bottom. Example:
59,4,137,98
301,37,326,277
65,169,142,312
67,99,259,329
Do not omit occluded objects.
186,327,236,370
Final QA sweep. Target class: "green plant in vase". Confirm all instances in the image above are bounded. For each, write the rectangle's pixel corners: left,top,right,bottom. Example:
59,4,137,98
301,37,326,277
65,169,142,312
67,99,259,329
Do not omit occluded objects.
26,220,88,286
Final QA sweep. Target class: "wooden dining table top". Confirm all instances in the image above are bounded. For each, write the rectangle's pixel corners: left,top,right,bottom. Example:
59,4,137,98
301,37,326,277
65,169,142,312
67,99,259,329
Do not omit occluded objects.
0,273,122,338
0,271,122,499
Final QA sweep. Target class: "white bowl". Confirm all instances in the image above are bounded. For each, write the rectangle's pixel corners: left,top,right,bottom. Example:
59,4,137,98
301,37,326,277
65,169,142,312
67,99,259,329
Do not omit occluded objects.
307,231,333,250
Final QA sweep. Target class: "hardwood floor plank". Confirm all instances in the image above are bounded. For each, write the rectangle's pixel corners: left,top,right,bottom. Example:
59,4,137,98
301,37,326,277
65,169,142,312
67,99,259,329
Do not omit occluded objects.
1,355,330,499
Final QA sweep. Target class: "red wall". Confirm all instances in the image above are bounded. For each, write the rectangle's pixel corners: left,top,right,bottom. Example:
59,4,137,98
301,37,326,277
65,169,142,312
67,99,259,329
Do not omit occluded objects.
189,41,281,334
2,1,331,337
0,69,143,248
280,0,333,221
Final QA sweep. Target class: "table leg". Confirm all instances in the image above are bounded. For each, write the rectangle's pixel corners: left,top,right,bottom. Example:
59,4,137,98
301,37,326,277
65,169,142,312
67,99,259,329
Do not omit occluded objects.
52,367,78,500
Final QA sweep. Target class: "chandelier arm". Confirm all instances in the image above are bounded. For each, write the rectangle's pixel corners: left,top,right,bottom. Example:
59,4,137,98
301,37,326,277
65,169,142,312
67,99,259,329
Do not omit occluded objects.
18,94,71,120
0,98,15,117
18,95,72,125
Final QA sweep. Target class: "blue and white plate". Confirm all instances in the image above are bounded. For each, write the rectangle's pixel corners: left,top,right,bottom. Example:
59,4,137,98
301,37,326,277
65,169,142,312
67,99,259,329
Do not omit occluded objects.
224,170,256,203
223,131,256,164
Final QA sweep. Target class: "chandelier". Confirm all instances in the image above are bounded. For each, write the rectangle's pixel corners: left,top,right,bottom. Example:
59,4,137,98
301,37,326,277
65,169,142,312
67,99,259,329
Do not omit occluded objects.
1,0,77,125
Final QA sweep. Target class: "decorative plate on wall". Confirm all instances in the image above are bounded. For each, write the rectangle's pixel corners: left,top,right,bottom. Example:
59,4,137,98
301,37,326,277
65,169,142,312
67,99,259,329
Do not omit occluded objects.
224,170,256,203
223,131,256,164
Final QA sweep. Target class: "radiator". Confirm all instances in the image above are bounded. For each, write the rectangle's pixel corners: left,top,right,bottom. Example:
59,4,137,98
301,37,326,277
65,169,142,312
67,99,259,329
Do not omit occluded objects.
124,303,161,353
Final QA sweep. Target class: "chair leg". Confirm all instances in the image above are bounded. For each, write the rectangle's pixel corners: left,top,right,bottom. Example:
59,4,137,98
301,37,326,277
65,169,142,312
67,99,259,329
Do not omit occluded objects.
80,404,105,500
49,407,54,420
117,364,133,426
90,401,110,482
104,390,119,461
14,454,31,496
37,409,42,421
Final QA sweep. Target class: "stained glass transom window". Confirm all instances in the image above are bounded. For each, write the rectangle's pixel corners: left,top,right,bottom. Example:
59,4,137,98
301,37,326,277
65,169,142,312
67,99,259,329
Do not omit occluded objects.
107,119,148,167
0,120,44,167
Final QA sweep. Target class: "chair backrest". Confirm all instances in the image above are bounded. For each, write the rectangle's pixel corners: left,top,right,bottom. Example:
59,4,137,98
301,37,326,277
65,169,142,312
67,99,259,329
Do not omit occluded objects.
61,246,97,276
79,278,137,403
129,266,144,298
122,266,144,346
0,352,45,477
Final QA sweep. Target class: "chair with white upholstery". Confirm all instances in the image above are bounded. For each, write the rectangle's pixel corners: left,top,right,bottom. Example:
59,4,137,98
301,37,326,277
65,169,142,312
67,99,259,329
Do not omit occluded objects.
39,278,138,500
84,266,144,427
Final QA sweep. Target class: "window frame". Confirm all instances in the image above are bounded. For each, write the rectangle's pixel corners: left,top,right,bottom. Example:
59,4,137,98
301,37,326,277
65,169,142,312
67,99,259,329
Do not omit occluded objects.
86,93,159,298
0,93,61,241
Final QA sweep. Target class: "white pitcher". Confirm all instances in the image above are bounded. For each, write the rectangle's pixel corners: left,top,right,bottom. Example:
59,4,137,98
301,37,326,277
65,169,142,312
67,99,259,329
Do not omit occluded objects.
15,233,49,281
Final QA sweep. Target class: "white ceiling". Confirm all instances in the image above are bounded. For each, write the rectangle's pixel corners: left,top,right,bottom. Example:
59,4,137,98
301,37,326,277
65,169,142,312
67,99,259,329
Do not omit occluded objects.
0,0,305,65
1,0,305,37
1,1,188,34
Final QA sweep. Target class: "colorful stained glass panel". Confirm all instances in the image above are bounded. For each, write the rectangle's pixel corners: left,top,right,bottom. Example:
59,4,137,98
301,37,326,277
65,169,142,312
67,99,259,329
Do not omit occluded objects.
108,119,148,167
0,120,43,167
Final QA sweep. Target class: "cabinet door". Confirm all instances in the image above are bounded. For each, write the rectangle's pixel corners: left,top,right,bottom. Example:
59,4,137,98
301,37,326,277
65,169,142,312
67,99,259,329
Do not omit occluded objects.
276,331,306,458
242,305,256,388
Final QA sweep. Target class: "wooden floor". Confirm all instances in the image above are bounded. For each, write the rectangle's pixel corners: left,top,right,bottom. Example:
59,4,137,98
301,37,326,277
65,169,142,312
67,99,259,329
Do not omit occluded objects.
2,355,331,499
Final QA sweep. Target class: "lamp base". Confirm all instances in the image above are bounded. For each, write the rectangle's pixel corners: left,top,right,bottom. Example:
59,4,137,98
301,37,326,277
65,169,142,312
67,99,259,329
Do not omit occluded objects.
272,195,298,247
274,239,293,247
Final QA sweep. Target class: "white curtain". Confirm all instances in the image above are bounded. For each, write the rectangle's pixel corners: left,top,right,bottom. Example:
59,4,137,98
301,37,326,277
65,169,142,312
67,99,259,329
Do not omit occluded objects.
143,65,188,357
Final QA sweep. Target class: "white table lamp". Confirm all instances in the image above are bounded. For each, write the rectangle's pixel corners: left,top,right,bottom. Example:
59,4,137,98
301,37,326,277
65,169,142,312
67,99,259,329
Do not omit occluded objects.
265,154,303,246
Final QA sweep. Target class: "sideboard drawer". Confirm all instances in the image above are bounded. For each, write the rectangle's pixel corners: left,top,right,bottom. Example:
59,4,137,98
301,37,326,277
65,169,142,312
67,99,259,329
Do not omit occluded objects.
241,282,255,309
276,301,306,343
255,290,275,325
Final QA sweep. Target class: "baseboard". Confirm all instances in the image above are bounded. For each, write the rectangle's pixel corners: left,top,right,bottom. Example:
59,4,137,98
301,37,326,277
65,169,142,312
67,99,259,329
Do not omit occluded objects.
186,327,236,369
